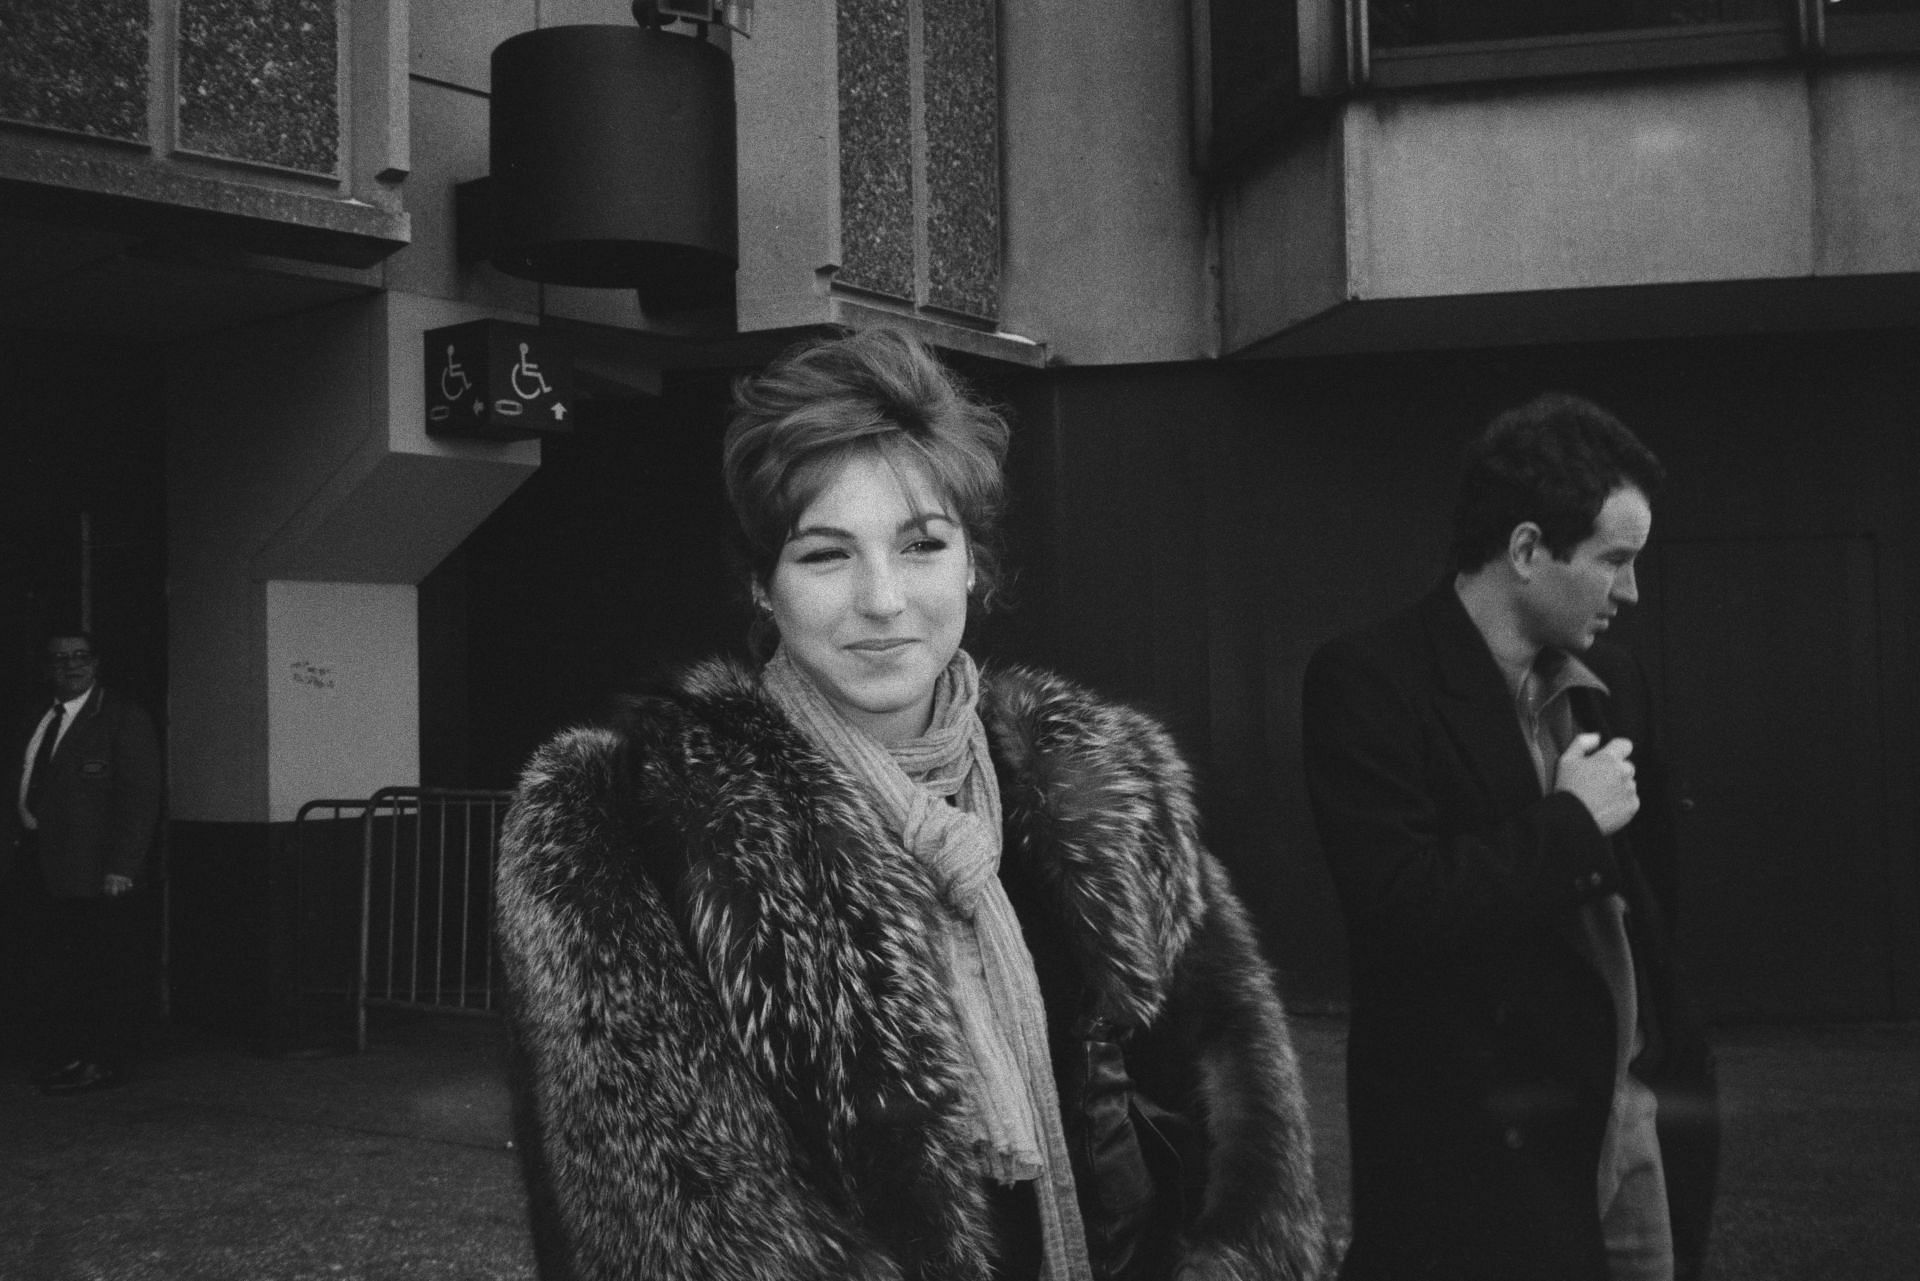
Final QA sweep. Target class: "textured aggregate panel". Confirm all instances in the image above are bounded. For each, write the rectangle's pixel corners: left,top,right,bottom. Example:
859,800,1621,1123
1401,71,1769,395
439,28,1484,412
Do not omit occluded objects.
0,0,150,142
923,0,998,319
837,0,914,300
178,0,340,176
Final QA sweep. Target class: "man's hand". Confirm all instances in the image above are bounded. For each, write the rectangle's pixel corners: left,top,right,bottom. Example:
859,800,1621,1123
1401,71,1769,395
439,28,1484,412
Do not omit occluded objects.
103,874,133,897
1556,733,1639,835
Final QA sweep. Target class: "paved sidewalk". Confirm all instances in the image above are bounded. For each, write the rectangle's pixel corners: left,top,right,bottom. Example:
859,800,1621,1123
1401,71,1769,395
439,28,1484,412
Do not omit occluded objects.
1695,1020,1920,1281
1,1013,530,1281
1295,1015,1920,1281
2,1012,1916,1279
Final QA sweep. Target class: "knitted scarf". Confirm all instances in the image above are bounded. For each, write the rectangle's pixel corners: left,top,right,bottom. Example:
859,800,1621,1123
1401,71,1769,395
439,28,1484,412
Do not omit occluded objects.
761,646,1092,1281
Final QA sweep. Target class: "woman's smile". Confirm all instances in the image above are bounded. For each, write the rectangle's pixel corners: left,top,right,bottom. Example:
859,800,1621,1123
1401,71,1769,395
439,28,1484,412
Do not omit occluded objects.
846,637,916,653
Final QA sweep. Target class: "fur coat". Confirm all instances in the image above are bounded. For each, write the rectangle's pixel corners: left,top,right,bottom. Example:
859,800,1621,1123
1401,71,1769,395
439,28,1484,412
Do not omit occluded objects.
496,658,1327,1281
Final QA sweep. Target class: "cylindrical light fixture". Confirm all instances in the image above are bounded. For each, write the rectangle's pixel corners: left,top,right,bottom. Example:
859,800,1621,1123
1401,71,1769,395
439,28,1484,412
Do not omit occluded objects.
488,23,737,312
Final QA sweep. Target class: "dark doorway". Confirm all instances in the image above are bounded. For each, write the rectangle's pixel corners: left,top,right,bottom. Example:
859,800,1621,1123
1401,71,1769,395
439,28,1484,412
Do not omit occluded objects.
1645,536,1892,1021
0,330,167,715
422,368,743,791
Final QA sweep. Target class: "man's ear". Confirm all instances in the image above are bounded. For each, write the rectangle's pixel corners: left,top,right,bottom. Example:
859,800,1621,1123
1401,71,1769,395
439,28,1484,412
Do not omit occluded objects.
1508,522,1544,579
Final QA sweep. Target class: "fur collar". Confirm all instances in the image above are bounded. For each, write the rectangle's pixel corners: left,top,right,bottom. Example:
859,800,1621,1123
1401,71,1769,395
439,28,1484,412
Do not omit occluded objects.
616,657,1208,1032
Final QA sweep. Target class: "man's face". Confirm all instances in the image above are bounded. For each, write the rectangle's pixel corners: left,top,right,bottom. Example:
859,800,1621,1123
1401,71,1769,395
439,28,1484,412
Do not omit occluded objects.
1519,485,1651,653
43,637,99,702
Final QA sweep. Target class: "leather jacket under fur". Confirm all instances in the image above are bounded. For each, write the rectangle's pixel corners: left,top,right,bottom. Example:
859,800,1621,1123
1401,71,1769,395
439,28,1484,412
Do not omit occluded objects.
496,658,1327,1281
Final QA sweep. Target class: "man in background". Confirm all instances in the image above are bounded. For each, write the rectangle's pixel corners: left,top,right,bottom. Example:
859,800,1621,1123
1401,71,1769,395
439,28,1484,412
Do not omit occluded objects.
1302,394,1719,1280
3,629,162,1094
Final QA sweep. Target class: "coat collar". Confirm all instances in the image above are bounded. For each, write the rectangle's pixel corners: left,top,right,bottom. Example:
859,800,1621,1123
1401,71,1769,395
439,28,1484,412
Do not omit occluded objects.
1414,583,1617,810
1417,582,1553,815
652,659,1203,1036
1419,579,1520,705
982,665,1203,1032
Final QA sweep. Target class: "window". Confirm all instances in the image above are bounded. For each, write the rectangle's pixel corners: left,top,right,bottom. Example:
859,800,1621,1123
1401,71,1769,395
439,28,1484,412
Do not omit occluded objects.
1364,1,1800,88
1370,1,1782,48
1195,1,1919,171
0,1,406,266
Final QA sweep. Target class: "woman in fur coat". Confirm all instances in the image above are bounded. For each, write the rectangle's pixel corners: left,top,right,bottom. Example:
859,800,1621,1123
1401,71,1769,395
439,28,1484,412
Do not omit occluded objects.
495,329,1328,1281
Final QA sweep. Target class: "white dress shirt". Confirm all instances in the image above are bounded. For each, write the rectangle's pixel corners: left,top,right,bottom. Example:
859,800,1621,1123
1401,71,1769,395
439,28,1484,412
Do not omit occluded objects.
16,687,94,830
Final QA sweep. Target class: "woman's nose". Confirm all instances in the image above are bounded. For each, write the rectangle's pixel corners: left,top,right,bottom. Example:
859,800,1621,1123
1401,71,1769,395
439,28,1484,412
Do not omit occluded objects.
856,561,905,615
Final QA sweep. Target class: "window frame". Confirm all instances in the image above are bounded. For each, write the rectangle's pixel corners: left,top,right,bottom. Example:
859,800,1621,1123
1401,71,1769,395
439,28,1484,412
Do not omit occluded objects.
1192,1,1919,175
1354,1,1920,87
0,0,407,267
1364,18,1799,90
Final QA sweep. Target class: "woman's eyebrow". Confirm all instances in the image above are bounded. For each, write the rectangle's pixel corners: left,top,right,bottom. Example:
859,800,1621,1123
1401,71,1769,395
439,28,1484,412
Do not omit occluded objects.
788,522,853,540
789,512,957,540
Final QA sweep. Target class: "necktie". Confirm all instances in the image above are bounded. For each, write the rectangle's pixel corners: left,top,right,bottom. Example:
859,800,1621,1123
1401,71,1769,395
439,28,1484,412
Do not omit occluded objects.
24,700,65,822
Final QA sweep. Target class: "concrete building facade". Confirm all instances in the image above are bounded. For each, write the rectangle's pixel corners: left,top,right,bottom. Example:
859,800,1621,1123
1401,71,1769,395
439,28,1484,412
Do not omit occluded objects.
2,0,1915,1036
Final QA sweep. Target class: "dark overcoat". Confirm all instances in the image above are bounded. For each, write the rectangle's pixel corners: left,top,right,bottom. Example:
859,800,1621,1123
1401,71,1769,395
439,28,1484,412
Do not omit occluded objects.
496,659,1328,1281
1301,585,1719,1281
2,685,162,898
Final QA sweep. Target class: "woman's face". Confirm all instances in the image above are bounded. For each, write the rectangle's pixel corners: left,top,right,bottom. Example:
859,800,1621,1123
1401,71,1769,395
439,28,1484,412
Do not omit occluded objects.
765,453,972,745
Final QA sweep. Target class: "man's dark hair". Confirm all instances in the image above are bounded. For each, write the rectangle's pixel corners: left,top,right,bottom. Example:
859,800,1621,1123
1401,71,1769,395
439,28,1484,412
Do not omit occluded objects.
1449,392,1666,574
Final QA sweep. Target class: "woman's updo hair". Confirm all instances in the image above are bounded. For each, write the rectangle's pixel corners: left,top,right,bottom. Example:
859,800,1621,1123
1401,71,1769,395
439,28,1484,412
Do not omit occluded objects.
722,326,1012,610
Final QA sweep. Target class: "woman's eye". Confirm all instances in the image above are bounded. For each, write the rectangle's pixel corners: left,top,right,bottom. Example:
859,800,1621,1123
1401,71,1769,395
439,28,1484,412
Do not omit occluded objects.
795,546,847,565
905,537,949,556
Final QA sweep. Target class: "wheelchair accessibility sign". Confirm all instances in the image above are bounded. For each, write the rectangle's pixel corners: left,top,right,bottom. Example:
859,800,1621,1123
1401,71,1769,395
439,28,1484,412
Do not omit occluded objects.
424,320,574,440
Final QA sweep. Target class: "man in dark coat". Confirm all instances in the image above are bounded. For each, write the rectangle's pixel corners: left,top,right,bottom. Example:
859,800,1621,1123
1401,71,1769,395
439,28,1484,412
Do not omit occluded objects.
2,630,163,1093
1302,395,1718,1281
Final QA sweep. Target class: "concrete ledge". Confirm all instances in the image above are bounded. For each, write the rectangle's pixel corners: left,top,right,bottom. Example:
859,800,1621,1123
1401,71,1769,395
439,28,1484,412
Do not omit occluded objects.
0,140,410,269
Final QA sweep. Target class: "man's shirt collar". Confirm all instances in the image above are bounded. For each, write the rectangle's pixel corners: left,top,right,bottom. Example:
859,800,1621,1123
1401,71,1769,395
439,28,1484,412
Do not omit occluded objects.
1532,649,1610,708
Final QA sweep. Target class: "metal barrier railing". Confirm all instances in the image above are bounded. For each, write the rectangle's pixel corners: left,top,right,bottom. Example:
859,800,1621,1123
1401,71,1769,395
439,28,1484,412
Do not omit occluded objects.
354,787,514,1051
290,797,383,1052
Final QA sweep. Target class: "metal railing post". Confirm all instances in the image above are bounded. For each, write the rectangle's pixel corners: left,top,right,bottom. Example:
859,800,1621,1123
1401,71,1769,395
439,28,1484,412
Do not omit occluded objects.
357,802,375,1052
347,785,514,1047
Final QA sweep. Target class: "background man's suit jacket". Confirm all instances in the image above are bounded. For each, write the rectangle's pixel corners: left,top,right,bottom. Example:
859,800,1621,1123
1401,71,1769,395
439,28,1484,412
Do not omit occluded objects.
4,685,162,899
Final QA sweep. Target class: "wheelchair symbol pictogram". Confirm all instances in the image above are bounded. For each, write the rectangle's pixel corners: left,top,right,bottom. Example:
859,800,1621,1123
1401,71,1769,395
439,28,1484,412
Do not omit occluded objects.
439,345,474,402
511,343,552,401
